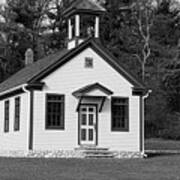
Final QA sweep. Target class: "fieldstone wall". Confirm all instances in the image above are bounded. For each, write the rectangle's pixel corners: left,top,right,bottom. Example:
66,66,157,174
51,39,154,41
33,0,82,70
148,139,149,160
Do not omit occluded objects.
115,151,144,158
0,150,144,158
27,150,85,158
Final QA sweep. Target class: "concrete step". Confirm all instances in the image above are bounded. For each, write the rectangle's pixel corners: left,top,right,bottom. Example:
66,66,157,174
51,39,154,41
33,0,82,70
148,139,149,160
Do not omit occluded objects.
75,146,117,158
84,150,113,155
77,146,109,151
85,154,116,159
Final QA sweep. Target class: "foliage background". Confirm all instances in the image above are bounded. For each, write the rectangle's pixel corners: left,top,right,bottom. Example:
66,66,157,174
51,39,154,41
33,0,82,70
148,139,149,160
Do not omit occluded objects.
0,0,180,139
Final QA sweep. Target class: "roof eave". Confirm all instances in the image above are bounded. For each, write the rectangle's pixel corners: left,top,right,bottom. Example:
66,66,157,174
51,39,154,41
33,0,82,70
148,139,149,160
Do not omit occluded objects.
63,8,105,18
0,82,45,100
132,87,149,96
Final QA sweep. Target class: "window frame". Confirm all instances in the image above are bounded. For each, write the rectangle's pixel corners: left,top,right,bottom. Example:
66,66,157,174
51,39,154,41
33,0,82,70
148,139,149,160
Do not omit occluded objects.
45,94,65,130
4,100,10,133
85,57,93,68
111,97,129,132
14,96,20,131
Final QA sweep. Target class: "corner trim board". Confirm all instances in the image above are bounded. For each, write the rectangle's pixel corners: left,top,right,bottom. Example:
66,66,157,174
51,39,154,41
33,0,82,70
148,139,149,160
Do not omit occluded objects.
29,90,34,150
140,96,143,152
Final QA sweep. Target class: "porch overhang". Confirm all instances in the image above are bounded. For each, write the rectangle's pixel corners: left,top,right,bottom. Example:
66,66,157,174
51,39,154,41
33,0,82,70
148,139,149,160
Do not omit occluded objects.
72,83,113,112
76,95,106,112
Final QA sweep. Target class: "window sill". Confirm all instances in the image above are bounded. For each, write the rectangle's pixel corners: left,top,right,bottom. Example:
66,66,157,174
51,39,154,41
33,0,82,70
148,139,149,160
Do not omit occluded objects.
14,130,20,132
46,127,65,130
111,128,129,132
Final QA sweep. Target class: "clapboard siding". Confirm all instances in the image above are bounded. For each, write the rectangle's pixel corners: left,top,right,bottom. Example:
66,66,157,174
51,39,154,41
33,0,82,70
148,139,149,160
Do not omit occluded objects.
33,47,140,151
0,93,29,150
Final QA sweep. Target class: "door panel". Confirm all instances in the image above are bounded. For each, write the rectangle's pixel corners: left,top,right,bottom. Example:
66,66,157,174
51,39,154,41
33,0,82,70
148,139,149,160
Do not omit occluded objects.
79,105,97,145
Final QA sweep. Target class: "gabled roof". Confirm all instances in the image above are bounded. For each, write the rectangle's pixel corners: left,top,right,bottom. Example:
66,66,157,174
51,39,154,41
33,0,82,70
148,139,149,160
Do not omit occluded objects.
72,83,113,97
63,0,106,18
0,38,146,97
0,49,68,94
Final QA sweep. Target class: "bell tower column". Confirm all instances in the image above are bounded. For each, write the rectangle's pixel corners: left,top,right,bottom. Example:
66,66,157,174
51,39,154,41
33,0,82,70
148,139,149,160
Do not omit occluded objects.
68,18,72,40
63,0,105,50
75,14,80,37
95,16,100,38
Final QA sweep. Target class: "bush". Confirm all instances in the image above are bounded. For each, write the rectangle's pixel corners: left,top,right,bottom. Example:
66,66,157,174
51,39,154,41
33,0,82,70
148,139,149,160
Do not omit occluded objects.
161,112,180,140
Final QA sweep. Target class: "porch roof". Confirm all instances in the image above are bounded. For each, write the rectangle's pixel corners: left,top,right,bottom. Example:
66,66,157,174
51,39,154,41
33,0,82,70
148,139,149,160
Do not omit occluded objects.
72,83,113,98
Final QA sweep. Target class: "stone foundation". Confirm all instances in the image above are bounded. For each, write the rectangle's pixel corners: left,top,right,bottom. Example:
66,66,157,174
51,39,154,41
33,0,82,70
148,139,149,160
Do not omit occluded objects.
115,151,144,158
0,150,144,158
27,150,85,158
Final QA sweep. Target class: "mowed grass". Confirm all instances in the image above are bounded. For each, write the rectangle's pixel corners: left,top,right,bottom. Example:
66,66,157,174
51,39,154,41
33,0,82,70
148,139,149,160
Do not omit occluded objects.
0,156,180,180
145,138,180,150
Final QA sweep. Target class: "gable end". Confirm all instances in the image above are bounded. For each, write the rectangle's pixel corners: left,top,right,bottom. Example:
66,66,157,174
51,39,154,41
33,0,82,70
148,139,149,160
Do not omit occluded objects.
28,39,145,92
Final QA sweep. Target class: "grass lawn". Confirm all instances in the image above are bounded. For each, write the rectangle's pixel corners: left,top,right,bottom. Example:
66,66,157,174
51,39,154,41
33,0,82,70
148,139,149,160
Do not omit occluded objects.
0,156,180,180
145,138,180,150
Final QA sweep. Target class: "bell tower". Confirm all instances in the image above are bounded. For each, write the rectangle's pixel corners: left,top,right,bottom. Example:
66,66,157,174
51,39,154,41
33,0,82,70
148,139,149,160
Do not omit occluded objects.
63,0,105,50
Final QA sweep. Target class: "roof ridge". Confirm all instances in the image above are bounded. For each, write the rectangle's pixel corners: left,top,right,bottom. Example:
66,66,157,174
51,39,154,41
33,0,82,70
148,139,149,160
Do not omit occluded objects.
0,37,146,96
87,0,105,11
63,0,105,17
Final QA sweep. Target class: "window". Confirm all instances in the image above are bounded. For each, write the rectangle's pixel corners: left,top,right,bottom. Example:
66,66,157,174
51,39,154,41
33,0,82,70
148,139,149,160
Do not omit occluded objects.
111,97,129,131
14,97,20,131
85,57,93,68
4,100,9,133
46,94,65,130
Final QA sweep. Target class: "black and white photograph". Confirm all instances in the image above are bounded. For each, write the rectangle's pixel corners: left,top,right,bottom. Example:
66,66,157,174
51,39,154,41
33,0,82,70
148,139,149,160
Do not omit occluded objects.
0,0,180,179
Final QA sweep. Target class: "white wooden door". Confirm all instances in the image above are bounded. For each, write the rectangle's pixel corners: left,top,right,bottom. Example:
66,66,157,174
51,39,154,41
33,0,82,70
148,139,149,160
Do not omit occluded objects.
79,105,97,145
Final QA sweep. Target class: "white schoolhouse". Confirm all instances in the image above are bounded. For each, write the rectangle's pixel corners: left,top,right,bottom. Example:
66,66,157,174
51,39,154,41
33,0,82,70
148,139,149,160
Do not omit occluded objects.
0,0,149,158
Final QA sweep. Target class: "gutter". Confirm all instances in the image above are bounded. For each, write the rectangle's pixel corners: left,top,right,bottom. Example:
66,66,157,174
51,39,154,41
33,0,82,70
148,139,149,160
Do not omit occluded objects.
23,85,34,151
141,90,152,157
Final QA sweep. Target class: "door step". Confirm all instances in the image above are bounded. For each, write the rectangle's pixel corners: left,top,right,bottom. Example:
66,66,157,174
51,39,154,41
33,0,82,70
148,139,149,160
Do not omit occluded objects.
85,154,115,158
75,146,117,158
76,146,109,151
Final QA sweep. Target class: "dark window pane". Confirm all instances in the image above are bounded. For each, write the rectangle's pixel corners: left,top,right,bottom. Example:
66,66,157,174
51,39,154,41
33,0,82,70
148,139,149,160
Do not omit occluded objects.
81,108,86,112
89,114,93,125
81,114,87,125
46,94,65,129
81,129,86,141
14,97,20,131
112,98,128,131
4,100,9,132
89,129,93,141
85,57,93,68
89,108,94,112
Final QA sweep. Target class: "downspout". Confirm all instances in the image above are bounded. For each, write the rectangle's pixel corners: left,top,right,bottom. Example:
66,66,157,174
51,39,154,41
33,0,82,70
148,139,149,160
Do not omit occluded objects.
141,89,152,157
22,84,34,151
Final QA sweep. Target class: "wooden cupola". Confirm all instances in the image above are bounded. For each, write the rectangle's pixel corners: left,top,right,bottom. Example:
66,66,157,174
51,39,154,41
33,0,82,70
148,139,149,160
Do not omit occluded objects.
63,0,106,50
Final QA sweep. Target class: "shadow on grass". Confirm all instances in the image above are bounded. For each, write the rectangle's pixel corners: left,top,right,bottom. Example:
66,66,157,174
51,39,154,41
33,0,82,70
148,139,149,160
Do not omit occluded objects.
146,152,180,158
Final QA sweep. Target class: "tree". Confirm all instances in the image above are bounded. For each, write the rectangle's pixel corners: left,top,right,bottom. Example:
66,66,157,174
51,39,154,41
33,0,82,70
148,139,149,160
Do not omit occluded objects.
132,0,154,82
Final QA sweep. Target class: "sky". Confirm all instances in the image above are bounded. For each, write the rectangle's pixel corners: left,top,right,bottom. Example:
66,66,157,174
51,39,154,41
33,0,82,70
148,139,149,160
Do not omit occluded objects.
0,0,5,4
0,0,4,3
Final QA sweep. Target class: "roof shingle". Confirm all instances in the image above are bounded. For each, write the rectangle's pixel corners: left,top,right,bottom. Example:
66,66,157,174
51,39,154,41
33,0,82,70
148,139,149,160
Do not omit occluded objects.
0,49,68,93
63,0,106,17
0,38,146,95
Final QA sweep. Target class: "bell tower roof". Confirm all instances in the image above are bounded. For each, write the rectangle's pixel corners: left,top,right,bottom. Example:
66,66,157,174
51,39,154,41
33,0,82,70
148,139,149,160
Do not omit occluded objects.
63,0,106,18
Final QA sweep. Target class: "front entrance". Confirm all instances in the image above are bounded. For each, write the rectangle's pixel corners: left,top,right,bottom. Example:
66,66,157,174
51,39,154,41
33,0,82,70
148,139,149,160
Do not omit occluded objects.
79,105,97,145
